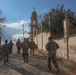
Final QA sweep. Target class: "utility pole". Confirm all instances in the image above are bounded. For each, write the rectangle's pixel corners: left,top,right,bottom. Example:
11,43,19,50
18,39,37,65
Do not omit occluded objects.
49,16,50,29
22,24,24,39
63,16,70,60
36,26,38,46
41,23,43,50
49,16,51,36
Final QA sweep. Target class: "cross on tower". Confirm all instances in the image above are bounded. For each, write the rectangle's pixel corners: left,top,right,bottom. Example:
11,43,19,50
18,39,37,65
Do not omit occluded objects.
33,7,35,11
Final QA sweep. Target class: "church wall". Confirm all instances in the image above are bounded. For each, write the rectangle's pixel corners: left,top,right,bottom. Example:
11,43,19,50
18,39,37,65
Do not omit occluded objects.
34,32,76,61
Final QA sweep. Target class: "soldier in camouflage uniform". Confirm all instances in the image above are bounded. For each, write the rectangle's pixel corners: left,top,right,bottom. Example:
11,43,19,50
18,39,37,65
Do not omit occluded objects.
45,37,59,73
2,40,10,64
30,39,35,56
9,40,13,54
16,39,21,54
21,38,29,63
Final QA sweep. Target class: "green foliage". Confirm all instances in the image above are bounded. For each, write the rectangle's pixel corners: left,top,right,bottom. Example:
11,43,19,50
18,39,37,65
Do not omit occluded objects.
0,9,6,35
66,9,76,28
41,5,76,38
0,10,5,23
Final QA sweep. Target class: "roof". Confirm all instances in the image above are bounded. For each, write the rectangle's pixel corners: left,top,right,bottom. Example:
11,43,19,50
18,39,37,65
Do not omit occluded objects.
31,11,37,18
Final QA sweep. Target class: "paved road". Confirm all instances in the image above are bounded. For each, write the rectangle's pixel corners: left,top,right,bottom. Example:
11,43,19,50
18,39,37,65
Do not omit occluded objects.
0,46,70,75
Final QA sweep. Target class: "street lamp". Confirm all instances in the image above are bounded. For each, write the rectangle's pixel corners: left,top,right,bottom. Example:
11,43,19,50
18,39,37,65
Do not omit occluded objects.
22,24,26,39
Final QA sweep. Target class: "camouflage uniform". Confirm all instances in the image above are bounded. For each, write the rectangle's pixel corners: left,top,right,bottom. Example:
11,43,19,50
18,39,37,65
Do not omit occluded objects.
30,39,35,56
2,41,10,64
21,38,29,63
16,39,21,54
46,39,59,72
9,41,13,54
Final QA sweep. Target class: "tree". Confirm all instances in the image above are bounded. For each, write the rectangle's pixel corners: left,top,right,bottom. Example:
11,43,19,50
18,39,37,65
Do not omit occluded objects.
41,5,76,38
0,9,5,34
66,9,76,29
0,9,5,60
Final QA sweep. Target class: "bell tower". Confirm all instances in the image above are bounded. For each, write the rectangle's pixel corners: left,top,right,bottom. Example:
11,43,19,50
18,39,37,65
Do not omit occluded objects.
30,7,38,39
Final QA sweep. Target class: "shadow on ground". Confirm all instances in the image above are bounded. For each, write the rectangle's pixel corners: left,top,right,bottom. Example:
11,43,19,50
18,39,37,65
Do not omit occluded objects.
10,53,23,60
7,63,33,75
28,55,70,75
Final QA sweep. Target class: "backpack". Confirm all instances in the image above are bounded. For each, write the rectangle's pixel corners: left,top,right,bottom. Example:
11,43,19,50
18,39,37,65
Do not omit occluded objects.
3,44,9,54
45,42,50,51
22,41,29,49
16,41,21,47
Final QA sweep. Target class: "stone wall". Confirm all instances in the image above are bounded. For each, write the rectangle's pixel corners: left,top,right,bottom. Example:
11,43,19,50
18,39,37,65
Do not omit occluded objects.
34,32,76,61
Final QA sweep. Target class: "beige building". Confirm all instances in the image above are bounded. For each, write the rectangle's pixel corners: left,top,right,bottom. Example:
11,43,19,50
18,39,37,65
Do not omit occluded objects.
29,10,76,61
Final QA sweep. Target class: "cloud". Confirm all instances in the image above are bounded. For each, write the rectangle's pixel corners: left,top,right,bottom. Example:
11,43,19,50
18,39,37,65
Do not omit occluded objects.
12,33,30,40
2,19,30,43
4,20,29,29
43,9,50,12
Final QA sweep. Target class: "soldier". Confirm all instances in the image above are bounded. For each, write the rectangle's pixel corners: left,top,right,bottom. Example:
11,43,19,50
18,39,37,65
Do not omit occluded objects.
16,39,21,54
9,40,13,54
45,37,59,73
30,39,35,56
2,40,10,64
21,38,29,63
26,38,30,47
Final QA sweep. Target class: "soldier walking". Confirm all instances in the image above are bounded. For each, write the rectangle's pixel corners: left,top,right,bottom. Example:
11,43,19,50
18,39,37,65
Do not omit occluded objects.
30,39,35,56
9,40,13,54
2,40,10,64
21,38,29,63
45,37,60,73
16,39,21,54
